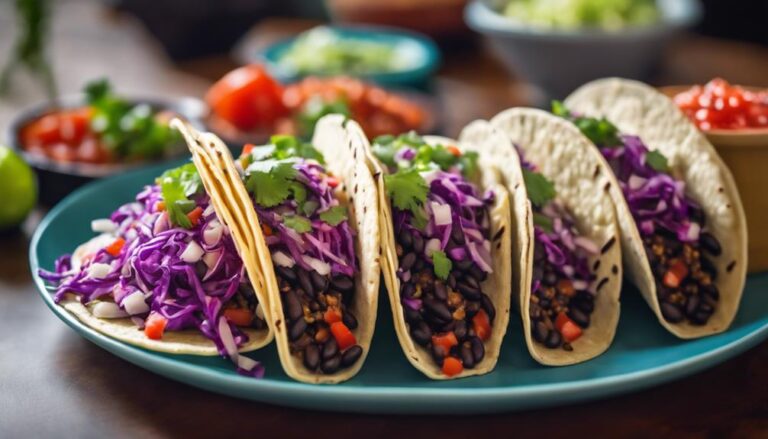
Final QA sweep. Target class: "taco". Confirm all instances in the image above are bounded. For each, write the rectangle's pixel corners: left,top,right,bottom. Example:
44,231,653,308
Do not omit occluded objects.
482,110,623,365
362,127,513,379
561,78,748,338
39,161,273,377
173,116,380,384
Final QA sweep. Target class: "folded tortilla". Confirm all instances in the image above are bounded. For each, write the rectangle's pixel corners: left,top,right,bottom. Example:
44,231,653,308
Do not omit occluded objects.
480,111,623,365
564,78,748,338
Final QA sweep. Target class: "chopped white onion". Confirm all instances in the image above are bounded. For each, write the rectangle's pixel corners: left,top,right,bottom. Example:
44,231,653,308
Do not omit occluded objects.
237,355,258,371
153,213,169,235
562,265,575,277
432,202,452,226
628,174,647,190
425,238,441,257
573,280,589,291
122,291,150,315
203,203,216,218
180,241,205,263
203,220,224,246
272,251,295,268
304,256,331,276
218,317,239,362
574,236,599,255
92,302,129,319
91,219,116,234
482,239,491,253
202,249,221,269
687,222,701,242
255,303,265,321
124,228,138,242
87,263,112,279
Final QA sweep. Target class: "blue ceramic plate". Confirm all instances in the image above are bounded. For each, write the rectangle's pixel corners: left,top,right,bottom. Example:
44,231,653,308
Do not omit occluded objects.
30,161,768,414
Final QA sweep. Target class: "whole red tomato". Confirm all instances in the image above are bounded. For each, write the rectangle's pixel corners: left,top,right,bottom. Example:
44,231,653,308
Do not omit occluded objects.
205,65,288,131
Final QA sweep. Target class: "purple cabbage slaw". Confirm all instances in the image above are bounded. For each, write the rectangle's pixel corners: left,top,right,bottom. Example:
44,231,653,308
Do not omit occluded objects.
601,135,703,242
39,183,265,377
246,159,358,278
517,148,598,295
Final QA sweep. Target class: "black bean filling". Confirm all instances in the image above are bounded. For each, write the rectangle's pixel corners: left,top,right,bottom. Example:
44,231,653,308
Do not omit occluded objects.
194,261,267,330
275,266,362,374
529,240,595,351
396,212,495,370
645,226,721,325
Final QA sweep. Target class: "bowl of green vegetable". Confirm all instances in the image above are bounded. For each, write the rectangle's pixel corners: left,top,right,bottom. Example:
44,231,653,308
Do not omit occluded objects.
257,25,441,88
7,79,205,205
465,0,701,99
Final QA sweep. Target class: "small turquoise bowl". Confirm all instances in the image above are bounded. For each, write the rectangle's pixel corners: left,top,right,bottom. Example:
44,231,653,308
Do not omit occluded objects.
257,26,441,88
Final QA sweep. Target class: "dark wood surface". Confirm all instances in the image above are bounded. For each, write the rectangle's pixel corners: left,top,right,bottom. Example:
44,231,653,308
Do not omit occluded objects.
1,2,767,438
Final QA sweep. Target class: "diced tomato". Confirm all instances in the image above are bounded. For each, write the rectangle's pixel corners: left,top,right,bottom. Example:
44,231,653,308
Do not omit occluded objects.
261,224,272,236
557,279,575,297
663,260,689,289
324,308,342,324
186,207,204,227
330,321,357,350
242,143,256,156
442,356,464,377
206,64,288,131
446,145,462,157
104,237,125,257
674,78,768,130
326,176,340,188
560,321,583,343
555,312,570,332
144,312,168,340
431,332,458,356
472,309,492,341
155,201,166,211
224,308,254,327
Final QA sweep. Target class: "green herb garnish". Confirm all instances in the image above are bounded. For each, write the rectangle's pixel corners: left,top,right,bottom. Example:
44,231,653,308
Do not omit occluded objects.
552,100,622,147
645,150,669,172
431,250,453,280
533,212,554,232
295,96,350,140
245,159,299,208
523,168,556,207
319,205,348,226
283,215,312,233
383,168,429,216
156,163,202,228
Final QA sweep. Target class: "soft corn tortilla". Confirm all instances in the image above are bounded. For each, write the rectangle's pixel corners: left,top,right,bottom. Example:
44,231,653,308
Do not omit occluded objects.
174,117,381,384
487,109,623,366
363,127,513,379
565,78,748,338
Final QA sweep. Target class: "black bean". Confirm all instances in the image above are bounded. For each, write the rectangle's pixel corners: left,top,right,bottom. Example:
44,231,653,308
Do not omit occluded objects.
700,232,722,256
699,301,714,314
447,273,457,289
685,295,700,317
700,257,718,281
398,228,413,249
321,354,341,374
544,330,562,348
303,344,320,370
342,310,358,329
702,284,720,301
434,281,447,300
480,293,496,322
402,282,416,299
431,344,447,366
341,345,363,368
455,259,472,271
543,271,558,286
297,269,313,296
276,266,297,283
423,298,452,323
451,225,465,245
533,321,549,343
454,320,468,340
401,252,416,271
403,305,421,323
310,271,329,292
440,321,456,333
284,290,303,322
414,258,426,271
469,265,487,282
465,301,481,318
411,321,432,346
289,318,307,341
412,234,424,254
660,302,684,323
690,311,710,326
470,336,485,362
463,275,480,290
568,308,590,328
460,343,475,369
331,275,354,292
457,282,481,300
690,206,705,226
323,338,338,360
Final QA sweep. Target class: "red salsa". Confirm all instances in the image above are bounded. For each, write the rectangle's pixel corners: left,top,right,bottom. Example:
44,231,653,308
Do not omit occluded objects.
674,78,768,130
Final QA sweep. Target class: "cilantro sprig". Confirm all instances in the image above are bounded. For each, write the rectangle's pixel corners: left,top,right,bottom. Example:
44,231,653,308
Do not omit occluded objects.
431,250,452,280
245,158,299,208
645,150,669,172
373,132,478,178
522,168,556,208
156,163,202,228
383,168,429,216
318,205,348,226
552,100,622,148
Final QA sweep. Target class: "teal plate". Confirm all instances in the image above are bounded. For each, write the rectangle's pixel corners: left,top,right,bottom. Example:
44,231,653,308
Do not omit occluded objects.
31,161,768,414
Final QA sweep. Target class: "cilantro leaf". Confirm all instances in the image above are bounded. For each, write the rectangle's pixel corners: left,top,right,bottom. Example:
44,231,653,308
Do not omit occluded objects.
551,100,571,118
156,163,202,228
551,101,622,147
533,212,553,233
283,215,312,233
319,205,348,226
157,163,201,196
431,250,452,280
302,200,319,217
245,159,298,207
460,150,479,180
646,150,669,172
295,96,350,140
384,169,428,215
523,168,556,207
411,208,428,231
290,182,307,205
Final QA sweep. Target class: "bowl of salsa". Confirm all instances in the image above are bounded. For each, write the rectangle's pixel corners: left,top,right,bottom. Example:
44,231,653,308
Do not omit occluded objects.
203,64,437,145
8,80,205,205
663,78,768,271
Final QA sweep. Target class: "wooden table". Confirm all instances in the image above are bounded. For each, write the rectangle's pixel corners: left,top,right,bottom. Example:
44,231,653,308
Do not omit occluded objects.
1,2,767,437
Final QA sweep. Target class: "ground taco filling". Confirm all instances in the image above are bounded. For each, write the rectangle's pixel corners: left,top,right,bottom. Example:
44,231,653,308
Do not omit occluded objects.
39,164,266,376
554,103,722,326
517,147,598,350
373,132,496,377
237,136,362,374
